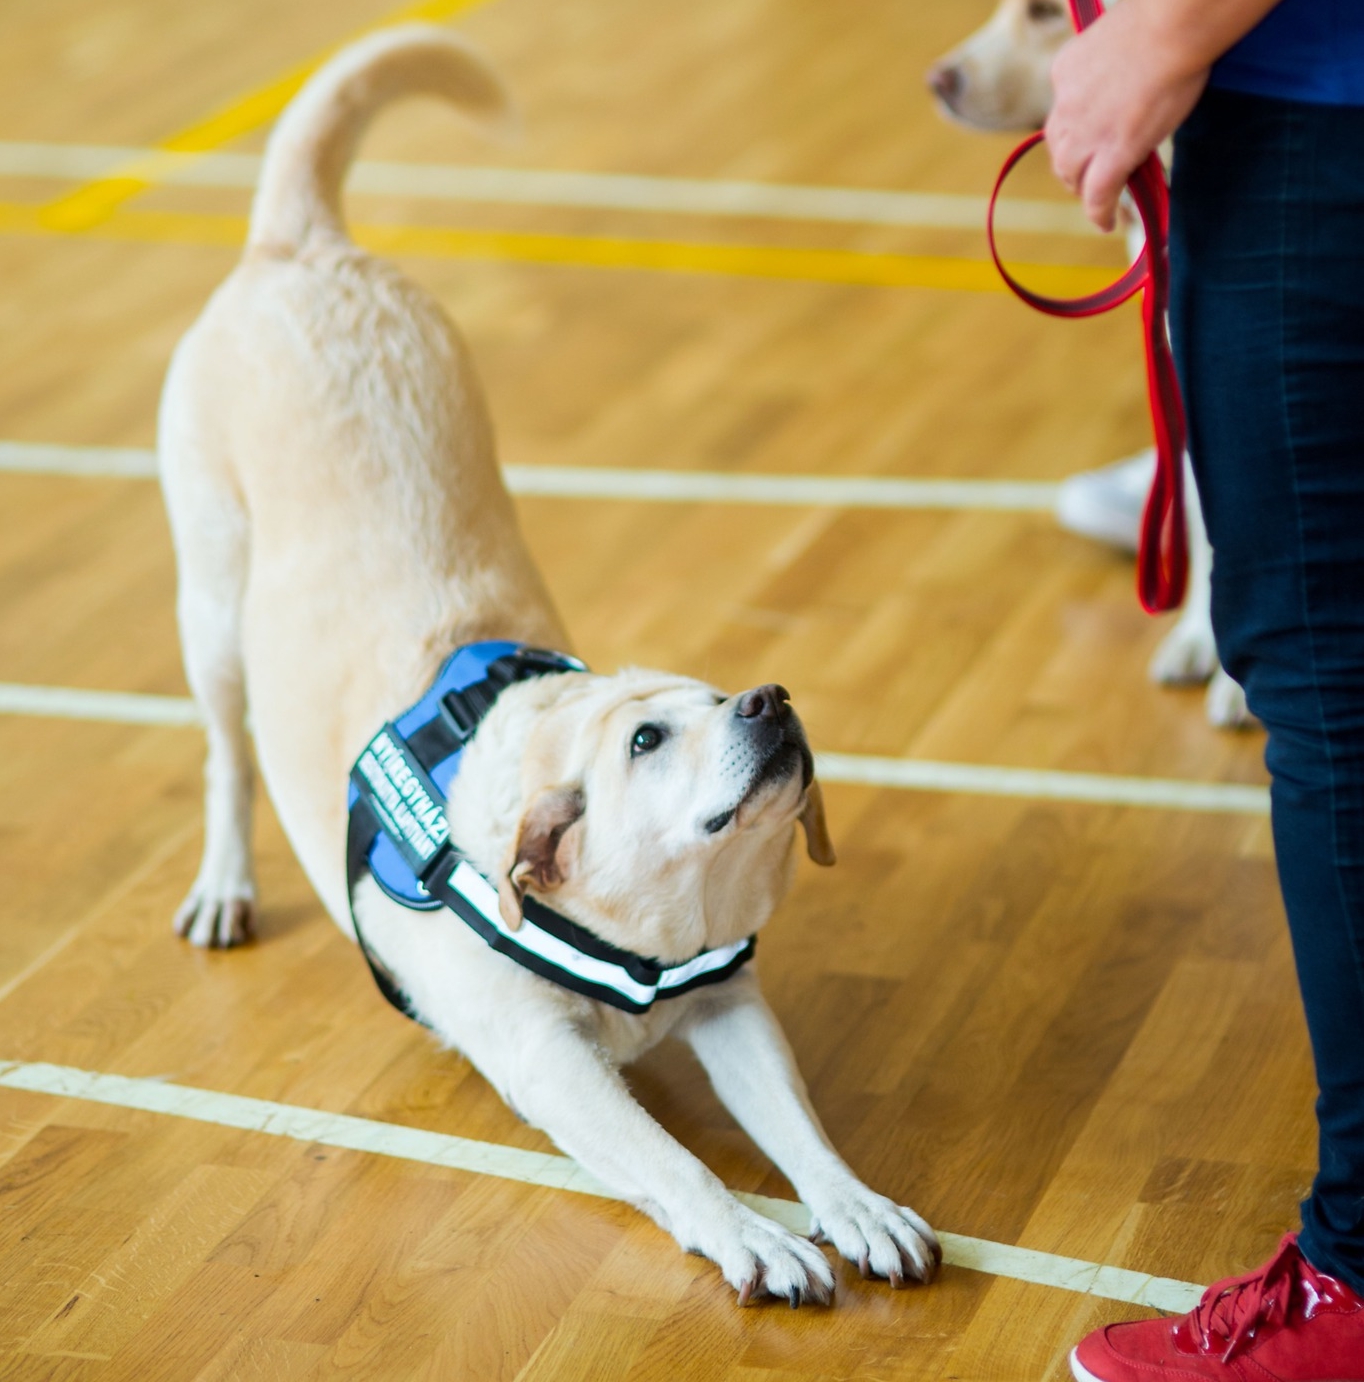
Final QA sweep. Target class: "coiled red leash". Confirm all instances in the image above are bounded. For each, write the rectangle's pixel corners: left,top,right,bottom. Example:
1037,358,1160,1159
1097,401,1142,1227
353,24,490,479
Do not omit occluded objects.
986,0,1188,613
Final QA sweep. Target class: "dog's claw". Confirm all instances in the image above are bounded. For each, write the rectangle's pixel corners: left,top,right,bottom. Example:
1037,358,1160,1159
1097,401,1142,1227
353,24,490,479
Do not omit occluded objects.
788,1287,801,1310
888,1265,905,1290
225,899,255,946
739,1266,766,1307
858,1253,871,1280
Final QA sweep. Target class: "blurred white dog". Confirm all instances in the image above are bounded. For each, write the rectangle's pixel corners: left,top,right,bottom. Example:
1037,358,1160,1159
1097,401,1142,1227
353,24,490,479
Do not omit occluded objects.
928,0,1251,729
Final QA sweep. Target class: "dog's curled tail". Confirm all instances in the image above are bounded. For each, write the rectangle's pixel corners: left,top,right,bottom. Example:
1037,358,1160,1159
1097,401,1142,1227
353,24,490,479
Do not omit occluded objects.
248,25,511,256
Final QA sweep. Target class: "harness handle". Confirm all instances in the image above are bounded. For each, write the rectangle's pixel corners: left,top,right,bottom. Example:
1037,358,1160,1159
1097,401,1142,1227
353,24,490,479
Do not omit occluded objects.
985,0,1188,614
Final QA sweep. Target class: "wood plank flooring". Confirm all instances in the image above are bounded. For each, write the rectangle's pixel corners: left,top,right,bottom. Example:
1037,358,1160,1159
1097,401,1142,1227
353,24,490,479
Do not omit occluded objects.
0,0,1303,1378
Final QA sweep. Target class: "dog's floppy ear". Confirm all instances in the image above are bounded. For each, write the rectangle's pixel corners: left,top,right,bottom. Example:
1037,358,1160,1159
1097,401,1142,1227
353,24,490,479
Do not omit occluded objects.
498,785,585,931
799,779,836,867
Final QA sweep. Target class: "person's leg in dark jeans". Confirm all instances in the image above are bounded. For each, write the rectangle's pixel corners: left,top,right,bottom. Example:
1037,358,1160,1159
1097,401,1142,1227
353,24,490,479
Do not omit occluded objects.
1168,86,1364,1295
1069,82,1364,1382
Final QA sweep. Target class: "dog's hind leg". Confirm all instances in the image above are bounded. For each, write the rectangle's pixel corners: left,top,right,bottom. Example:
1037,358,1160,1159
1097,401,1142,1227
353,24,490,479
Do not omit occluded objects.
167,495,256,947
158,354,257,948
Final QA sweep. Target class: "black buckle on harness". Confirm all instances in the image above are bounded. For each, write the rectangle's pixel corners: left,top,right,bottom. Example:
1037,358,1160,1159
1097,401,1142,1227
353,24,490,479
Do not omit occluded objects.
411,648,586,763
438,676,499,743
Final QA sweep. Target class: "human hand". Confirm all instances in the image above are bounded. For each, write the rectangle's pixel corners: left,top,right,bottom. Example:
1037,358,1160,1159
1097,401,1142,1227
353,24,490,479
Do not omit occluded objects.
1045,2,1210,230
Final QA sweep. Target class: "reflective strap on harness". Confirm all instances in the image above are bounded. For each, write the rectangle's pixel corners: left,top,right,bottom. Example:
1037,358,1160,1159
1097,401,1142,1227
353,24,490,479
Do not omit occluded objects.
419,857,757,1014
986,0,1189,614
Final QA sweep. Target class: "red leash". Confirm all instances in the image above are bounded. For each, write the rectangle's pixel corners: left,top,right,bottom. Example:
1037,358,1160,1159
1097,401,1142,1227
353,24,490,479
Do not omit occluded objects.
986,0,1188,613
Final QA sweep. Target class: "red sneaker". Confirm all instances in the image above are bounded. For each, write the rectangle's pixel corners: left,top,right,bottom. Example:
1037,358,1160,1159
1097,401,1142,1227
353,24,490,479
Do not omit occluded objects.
1070,1235,1364,1382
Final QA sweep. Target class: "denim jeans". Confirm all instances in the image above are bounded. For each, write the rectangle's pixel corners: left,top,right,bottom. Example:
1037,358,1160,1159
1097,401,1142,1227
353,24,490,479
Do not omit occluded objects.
1170,86,1364,1292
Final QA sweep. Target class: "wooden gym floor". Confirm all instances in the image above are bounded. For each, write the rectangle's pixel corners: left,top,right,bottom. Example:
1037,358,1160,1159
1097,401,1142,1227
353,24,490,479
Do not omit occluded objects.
0,0,1301,1378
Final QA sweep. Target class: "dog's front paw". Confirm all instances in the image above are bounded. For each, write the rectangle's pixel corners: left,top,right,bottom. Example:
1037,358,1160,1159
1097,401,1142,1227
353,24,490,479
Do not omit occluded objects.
1205,667,1255,730
1149,618,1219,685
807,1185,940,1288
715,1205,836,1308
174,880,255,948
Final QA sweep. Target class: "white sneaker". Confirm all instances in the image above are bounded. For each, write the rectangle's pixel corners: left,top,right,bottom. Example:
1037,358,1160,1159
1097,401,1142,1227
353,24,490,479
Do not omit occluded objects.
1055,449,1156,553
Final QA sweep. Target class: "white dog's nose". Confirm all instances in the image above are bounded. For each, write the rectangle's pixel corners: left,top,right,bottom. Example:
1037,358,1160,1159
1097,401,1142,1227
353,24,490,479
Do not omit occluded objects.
736,684,791,723
927,62,962,105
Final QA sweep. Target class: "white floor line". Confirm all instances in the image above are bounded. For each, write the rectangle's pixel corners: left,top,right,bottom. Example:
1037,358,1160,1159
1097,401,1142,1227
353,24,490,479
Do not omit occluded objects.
0,440,158,477
0,682,1268,815
0,683,203,726
814,752,1270,817
0,440,1059,511
502,466,1059,511
0,140,1097,237
0,1057,1202,1313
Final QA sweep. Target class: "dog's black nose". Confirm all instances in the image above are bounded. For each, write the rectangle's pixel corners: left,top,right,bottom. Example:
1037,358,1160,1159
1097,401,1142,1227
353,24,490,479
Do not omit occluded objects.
736,684,791,722
927,63,961,103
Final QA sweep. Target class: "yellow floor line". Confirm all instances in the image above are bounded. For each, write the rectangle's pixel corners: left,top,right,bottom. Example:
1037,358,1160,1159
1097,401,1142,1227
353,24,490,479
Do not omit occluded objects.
38,0,491,234
0,200,1119,298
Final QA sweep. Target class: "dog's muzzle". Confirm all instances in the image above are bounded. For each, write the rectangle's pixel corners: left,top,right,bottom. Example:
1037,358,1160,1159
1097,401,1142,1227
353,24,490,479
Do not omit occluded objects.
702,685,814,834
736,683,814,788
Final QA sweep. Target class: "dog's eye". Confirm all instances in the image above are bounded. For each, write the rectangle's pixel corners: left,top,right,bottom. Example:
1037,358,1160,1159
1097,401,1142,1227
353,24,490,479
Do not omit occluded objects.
630,724,666,757
1027,0,1065,19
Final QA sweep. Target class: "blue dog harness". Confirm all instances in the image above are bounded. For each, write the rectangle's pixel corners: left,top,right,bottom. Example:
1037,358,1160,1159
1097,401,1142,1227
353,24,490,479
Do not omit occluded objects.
346,641,756,1022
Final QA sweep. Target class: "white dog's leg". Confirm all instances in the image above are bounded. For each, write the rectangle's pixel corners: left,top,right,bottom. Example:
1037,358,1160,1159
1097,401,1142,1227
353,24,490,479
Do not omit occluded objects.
1149,462,1220,686
1194,529,1252,725
681,980,939,1288
1191,477,1253,726
1145,460,1254,727
1206,666,1253,729
505,1021,837,1306
159,385,257,947
171,527,257,948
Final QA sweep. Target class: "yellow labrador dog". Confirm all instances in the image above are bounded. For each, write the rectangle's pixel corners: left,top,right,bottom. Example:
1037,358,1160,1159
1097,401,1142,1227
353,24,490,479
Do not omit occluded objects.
158,25,938,1307
927,0,1251,730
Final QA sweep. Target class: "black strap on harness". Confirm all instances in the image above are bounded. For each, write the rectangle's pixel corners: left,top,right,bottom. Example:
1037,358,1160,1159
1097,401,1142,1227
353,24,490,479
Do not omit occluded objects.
347,796,430,1022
